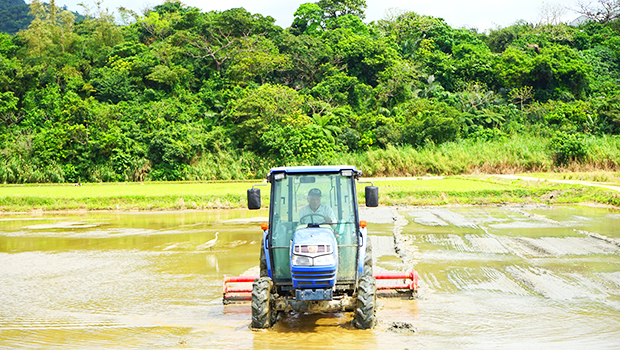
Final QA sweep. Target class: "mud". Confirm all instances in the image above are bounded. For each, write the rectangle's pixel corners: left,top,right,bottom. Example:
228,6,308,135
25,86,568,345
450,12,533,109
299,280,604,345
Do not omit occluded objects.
1,205,620,349
575,229,620,248
386,321,417,334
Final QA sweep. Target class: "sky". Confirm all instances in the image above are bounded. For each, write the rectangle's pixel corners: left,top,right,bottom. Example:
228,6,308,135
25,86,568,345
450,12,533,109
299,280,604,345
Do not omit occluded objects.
54,0,583,32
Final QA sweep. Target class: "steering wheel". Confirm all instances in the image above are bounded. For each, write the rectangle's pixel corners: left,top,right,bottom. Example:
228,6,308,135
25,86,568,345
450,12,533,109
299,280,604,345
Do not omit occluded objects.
299,213,327,224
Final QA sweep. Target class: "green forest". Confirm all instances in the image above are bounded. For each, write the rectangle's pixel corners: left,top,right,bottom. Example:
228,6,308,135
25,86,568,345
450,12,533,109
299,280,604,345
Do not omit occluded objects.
1,0,620,183
0,0,32,34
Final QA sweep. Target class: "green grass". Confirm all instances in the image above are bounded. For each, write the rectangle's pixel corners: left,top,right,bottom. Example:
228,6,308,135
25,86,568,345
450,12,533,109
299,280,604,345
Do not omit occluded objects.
330,134,620,177
331,135,553,176
2,134,619,184
370,176,620,207
1,175,619,212
0,181,260,211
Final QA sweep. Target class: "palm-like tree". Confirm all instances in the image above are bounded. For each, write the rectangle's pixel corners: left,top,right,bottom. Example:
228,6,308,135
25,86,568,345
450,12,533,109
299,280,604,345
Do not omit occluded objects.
311,114,342,142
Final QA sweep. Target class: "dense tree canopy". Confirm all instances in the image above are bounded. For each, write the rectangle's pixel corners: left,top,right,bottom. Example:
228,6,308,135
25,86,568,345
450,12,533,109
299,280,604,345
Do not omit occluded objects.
1,0,620,182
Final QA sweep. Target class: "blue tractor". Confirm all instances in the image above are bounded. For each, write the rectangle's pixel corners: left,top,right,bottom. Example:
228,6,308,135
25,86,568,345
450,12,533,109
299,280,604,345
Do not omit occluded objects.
247,165,379,329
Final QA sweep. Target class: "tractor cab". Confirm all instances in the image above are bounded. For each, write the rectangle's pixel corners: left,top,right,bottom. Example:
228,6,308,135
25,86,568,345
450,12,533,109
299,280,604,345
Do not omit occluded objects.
269,167,363,298
246,165,381,329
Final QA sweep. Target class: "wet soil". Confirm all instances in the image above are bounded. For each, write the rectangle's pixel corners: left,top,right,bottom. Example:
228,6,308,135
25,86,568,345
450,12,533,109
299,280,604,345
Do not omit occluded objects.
1,205,620,349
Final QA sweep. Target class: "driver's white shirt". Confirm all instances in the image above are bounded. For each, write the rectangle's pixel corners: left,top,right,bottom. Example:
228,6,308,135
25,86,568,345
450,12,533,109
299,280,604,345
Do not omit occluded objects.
299,204,335,223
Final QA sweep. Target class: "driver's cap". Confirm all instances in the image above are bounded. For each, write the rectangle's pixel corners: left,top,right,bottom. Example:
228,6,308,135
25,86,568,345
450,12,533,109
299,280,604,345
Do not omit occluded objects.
308,188,322,197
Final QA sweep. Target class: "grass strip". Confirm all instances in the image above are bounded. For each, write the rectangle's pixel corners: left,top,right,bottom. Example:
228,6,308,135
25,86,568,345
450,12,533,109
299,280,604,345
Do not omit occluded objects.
372,176,620,207
522,172,620,185
0,176,618,212
0,182,256,211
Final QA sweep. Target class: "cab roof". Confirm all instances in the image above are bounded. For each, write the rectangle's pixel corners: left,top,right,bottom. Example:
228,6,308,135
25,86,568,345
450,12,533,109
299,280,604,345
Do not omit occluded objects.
269,165,359,174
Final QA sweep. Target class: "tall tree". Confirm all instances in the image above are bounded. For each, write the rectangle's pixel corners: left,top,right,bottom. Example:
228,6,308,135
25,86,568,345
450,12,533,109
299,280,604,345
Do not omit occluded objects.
574,0,620,26
182,8,280,73
317,0,367,20
20,0,77,58
538,1,567,25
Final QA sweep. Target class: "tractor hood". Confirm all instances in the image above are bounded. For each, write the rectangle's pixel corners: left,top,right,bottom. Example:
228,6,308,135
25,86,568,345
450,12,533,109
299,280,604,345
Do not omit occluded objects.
293,227,337,248
290,226,338,291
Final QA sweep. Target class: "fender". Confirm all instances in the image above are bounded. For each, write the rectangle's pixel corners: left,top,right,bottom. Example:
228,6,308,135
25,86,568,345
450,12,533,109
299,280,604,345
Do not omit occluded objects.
357,226,368,278
262,229,272,279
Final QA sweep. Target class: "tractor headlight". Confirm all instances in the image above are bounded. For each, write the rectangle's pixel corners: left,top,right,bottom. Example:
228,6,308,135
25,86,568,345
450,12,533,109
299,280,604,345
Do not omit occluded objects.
313,254,336,266
291,254,312,266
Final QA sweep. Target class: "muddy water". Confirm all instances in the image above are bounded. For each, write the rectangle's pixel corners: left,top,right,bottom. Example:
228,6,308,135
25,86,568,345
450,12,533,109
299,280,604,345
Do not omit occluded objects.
1,206,619,349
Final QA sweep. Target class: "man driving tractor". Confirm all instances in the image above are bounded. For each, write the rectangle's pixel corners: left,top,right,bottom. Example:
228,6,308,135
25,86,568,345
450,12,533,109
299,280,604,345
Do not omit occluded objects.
298,188,335,224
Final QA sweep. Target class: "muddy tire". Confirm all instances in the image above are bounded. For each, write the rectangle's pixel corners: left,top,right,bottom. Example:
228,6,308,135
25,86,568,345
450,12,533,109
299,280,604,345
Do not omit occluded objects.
251,277,273,329
259,239,268,278
362,236,373,278
353,275,377,329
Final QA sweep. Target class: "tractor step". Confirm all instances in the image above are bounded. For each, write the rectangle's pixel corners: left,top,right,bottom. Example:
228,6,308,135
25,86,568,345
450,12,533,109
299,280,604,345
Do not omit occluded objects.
222,270,419,304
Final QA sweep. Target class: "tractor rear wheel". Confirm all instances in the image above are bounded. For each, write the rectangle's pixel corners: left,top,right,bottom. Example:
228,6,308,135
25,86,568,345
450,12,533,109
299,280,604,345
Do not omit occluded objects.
251,277,273,329
353,275,377,329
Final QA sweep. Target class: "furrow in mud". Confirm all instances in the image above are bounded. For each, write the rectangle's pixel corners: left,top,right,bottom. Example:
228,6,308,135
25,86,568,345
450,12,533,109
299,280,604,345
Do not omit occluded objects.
498,236,619,258
427,209,478,229
498,237,559,258
505,266,587,300
423,234,474,253
574,229,620,248
566,273,613,301
390,208,417,267
407,211,448,226
595,272,620,292
505,207,560,225
464,234,511,254
417,271,444,292
538,237,619,255
447,267,529,296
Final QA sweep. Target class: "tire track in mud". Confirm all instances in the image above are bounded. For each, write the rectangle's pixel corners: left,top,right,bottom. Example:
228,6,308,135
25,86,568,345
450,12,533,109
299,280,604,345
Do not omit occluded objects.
390,208,417,268
359,207,418,268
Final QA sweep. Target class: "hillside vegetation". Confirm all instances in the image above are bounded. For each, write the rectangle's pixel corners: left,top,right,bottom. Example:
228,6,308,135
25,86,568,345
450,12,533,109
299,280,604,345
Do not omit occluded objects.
0,0,32,34
1,0,620,183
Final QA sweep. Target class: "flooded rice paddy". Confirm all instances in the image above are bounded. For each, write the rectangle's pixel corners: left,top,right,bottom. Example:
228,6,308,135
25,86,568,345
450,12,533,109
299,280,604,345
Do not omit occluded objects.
1,205,619,349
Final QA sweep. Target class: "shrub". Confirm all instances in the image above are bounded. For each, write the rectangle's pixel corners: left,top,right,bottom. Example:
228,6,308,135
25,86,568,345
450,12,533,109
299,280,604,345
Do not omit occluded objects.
549,132,587,165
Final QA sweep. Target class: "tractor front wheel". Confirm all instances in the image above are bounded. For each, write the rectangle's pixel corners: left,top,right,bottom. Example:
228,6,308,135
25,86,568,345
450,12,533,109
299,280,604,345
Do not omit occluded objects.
353,275,377,329
251,277,273,329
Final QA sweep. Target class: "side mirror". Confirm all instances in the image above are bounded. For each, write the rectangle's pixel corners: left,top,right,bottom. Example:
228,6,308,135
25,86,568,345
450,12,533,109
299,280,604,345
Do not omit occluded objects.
365,186,379,207
247,188,261,210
